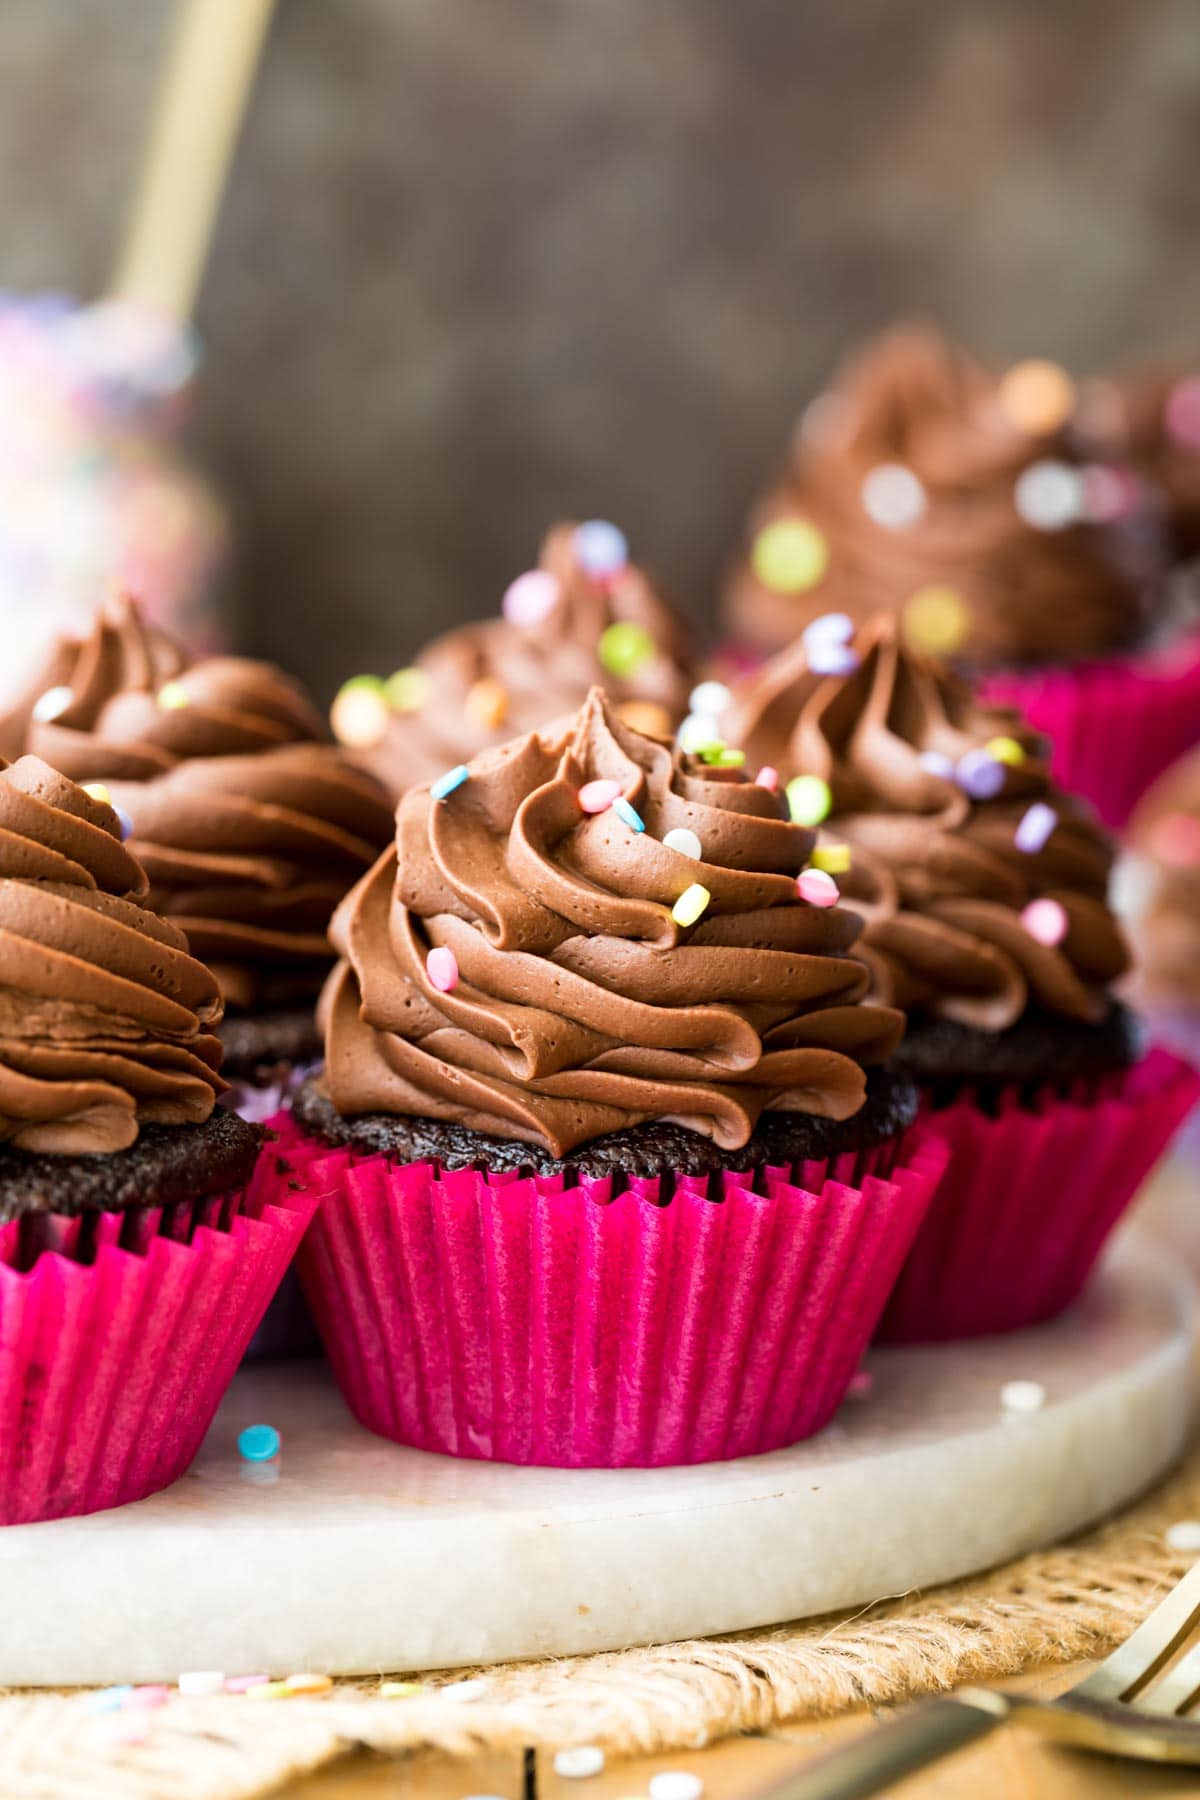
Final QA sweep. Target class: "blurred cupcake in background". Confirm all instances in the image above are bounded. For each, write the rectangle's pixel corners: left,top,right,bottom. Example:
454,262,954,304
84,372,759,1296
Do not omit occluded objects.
723,609,1200,1339
1078,365,1200,569
4,592,393,1122
331,520,698,801
263,688,945,1468
723,325,1194,828
0,756,314,1521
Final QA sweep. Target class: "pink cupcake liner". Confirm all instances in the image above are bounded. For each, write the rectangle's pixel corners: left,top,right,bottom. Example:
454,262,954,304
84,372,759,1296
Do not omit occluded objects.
263,1117,947,1468
981,628,1200,830
0,1152,318,1524
878,1051,1200,1343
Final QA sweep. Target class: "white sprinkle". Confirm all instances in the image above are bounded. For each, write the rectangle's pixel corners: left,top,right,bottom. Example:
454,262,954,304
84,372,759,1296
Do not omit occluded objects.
861,462,926,530
32,685,74,724
178,1670,225,1696
554,1746,606,1779
677,712,723,754
688,680,732,718
1000,1380,1045,1416
1166,1521,1200,1552
438,1678,488,1703
1013,461,1084,531
663,827,703,860
650,1775,706,1800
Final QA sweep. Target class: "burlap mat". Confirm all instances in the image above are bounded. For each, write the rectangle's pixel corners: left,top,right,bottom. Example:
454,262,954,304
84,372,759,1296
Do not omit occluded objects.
4,1430,1200,1800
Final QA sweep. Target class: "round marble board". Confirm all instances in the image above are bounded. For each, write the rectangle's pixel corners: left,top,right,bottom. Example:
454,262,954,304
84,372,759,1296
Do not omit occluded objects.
1,1231,1194,1687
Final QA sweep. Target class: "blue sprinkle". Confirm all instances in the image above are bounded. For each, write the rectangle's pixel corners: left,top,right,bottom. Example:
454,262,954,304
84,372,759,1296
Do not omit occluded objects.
430,765,469,801
612,796,645,833
113,804,134,843
573,519,629,578
238,1424,281,1463
87,1686,133,1713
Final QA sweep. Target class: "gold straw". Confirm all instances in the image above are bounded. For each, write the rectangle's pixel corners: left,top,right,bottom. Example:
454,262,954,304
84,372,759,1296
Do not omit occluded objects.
108,0,277,323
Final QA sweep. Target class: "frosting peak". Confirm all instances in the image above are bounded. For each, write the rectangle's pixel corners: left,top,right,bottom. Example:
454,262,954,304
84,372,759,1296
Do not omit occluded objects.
724,326,1166,667
726,613,1130,1031
0,755,224,1154
325,688,903,1156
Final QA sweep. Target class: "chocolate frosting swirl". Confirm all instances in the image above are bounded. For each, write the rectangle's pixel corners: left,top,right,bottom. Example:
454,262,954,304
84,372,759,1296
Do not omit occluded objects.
0,755,224,1154
726,613,1129,1031
724,326,1165,667
350,523,696,798
11,595,394,1011
324,688,903,1156
1128,746,1200,1010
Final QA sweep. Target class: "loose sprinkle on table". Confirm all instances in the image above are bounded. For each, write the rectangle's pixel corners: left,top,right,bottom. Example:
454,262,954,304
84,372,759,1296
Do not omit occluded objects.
237,1424,281,1463
431,765,470,801
649,1773,706,1800
178,1671,225,1697
1015,803,1057,854
438,1678,488,1703
130,1686,172,1708
380,1681,426,1698
1021,897,1069,947
786,775,832,827
663,827,703,860
612,797,645,833
1000,1380,1045,1416
1166,1521,1200,1552
87,1686,133,1713
671,883,711,927
226,1674,270,1693
797,869,839,908
554,1746,607,1779
426,947,460,994
247,1681,292,1701
284,1673,334,1695
579,778,622,814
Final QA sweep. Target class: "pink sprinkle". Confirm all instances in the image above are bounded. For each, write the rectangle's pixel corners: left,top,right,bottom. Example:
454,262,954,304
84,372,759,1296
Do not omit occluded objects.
130,1686,172,1708
754,766,779,792
225,1674,270,1693
426,946,460,992
502,569,560,626
847,1370,874,1399
1021,897,1069,947
579,778,622,814
797,868,839,907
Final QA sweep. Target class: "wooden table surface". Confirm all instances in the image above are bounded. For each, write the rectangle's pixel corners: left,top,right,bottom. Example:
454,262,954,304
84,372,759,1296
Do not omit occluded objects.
273,1662,1200,1799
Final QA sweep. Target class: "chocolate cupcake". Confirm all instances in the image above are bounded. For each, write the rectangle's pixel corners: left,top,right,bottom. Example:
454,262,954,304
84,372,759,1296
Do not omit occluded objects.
261,689,946,1467
331,520,697,800
1126,745,1200,1056
722,325,1188,827
9,593,394,1119
1080,366,1200,565
0,755,314,1522
724,610,1200,1337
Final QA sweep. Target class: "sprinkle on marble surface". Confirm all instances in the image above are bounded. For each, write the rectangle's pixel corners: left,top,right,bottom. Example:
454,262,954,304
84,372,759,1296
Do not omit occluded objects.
612,796,645,833
1021,897,1069,948
649,1772,706,1800
1015,803,1057,854
574,519,629,578
502,568,561,626
237,1424,280,1463
426,946,460,994
663,827,703,860
32,684,74,723
797,869,839,908
130,1686,171,1708
178,1670,224,1696
1166,1520,1200,1552
599,621,655,678
431,764,470,801
579,778,622,814
1000,1380,1046,1416
438,1678,489,1703
284,1673,334,1695
380,1681,426,1698
157,680,190,711
247,1681,292,1700
810,843,851,875
751,519,829,594
87,1686,133,1713
689,680,731,717
786,774,832,827
225,1674,270,1692
554,1746,607,1779
671,883,711,927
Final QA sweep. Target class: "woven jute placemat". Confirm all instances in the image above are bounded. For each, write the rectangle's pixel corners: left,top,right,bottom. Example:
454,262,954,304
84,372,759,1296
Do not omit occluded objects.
4,1429,1200,1800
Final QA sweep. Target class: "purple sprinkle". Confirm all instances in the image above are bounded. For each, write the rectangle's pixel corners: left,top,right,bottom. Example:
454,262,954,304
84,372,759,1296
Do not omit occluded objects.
807,644,861,677
802,611,855,649
1015,802,1057,854
114,804,134,842
919,751,955,780
956,749,1006,800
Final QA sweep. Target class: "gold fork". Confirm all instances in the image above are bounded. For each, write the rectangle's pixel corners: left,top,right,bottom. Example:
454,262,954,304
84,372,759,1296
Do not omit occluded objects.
763,1556,1200,1798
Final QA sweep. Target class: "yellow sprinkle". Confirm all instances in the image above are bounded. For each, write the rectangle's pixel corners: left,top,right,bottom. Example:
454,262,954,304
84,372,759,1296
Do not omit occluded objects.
786,774,832,827
616,700,673,739
82,783,112,805
671,883,711,927
464,676,509,731
156,681,190,711
283,1673,333,1695
385,666,430,713
902,586,970,656
750,519,829,594
247,1681,292,1701
331,677,390,750
986,735,1026,766
811,842,851,874
380,1681,426,1699
998,359,1076,437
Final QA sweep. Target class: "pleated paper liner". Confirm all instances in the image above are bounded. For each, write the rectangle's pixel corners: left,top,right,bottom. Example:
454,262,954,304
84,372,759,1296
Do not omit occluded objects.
981,627,1200,831
0,1152,318,1525
878,1051,1200,1343
264,1117,947,1468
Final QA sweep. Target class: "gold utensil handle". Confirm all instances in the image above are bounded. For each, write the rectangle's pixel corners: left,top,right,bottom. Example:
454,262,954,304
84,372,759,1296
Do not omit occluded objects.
757,1694,1007,1800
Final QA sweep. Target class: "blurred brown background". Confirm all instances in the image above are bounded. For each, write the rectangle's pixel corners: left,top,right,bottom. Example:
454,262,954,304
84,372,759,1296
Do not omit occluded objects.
3,0,1199,699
